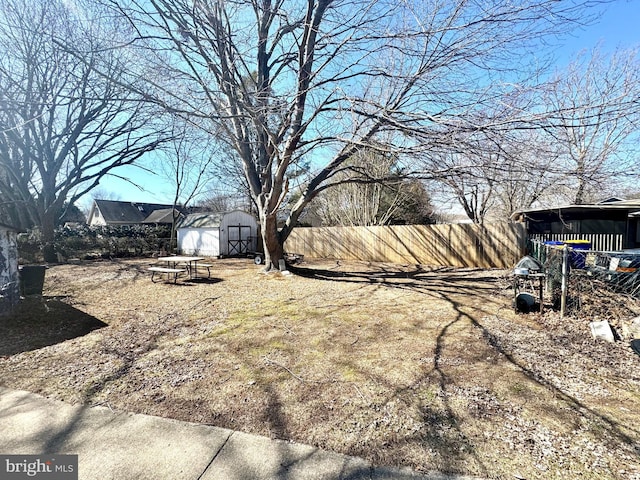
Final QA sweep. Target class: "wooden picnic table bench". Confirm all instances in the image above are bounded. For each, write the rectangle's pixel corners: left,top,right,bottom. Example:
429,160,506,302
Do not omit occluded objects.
157,256,204,280
148,266,186,284
176,262,214,278
195,263,214,278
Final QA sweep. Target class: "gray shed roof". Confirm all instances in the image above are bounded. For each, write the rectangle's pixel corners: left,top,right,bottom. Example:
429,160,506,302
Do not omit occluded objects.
177,212,225,229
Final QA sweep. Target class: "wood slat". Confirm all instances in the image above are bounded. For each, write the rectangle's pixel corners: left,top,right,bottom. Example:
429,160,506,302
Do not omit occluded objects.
285,222,527,268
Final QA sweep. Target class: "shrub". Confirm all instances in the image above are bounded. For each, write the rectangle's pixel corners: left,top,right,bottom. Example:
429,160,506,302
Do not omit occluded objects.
18,225,173,262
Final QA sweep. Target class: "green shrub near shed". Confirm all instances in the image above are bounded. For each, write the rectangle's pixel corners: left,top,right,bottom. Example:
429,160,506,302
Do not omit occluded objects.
18,224,172,263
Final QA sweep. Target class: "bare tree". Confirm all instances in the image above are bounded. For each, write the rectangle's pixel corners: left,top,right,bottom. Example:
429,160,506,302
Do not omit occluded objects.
490,134,565,217
105,0,607,270
159,120,218,248
542,46,640,204
432,128,565,223
433,148,498,225
428,45,640,221
0,0,171,260
314,148,434,226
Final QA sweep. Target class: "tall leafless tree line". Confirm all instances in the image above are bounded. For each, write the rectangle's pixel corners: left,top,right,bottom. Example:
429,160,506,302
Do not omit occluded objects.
1,0,637,265
0,0,172,260
95,0,619,269
429,46,640,223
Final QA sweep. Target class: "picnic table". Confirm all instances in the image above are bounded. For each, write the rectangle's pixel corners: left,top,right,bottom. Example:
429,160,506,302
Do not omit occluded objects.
149,256,210,283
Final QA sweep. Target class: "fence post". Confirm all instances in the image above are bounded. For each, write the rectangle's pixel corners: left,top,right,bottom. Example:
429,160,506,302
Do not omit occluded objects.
560,246,569,318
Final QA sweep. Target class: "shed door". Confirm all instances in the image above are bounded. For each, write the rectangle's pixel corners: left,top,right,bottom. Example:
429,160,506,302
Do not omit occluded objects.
228,225,251,255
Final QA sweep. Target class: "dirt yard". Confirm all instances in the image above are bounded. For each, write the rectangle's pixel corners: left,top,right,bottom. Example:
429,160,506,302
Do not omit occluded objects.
1,258,639,480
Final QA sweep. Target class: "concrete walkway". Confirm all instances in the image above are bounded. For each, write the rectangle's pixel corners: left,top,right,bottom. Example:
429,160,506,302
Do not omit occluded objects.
0,387,483,480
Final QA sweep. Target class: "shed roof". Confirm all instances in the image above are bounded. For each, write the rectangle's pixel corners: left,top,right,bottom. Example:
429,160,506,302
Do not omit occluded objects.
177,210,257,229
178,212,226,229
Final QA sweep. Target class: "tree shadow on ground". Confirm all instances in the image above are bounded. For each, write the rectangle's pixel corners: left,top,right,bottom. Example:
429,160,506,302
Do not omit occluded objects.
288,262,501,475
0,296,107,356
184,277,223,285
288,262,639,476
289,263,460,282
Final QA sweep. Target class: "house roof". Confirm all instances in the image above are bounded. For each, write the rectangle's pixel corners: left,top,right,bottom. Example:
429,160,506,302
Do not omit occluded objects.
93,200,183,224
142,208,183,224
512,199,640,219
0,223,18,231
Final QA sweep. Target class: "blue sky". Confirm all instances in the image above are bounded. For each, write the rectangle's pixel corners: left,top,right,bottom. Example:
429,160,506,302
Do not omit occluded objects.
82,0,640,211
557,0,639,60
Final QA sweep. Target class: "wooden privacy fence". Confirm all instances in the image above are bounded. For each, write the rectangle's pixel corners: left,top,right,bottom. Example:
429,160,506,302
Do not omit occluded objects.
285,222,527,268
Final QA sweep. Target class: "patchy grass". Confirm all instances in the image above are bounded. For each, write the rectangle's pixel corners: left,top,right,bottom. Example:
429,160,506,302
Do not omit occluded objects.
1,258,640,480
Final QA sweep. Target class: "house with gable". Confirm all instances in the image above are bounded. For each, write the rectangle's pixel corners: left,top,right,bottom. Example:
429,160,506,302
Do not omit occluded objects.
87,200,187,227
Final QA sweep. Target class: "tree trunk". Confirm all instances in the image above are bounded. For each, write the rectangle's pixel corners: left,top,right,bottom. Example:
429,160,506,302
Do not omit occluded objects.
41,213,57,263
259,211,284,272
574,179,586,205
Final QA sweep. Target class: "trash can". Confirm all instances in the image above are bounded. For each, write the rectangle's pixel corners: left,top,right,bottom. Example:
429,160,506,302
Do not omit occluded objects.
563,240,591,269
543,240,565,247
19,265,47,296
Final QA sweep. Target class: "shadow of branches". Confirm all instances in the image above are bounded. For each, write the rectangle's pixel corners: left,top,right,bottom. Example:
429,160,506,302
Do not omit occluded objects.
0,297,107,356
287,261,640,476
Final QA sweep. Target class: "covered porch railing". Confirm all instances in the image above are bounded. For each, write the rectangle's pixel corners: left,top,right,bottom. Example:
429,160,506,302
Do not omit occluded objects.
528,233,624,252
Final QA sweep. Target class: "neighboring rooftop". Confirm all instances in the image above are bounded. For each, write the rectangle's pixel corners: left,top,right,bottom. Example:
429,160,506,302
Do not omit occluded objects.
142,208,183,224
88,200,188,226
512,198,640,219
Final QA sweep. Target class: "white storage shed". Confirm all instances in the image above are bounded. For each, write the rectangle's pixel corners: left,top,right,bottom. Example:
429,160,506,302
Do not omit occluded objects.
177,211,259,257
